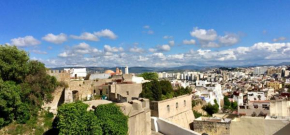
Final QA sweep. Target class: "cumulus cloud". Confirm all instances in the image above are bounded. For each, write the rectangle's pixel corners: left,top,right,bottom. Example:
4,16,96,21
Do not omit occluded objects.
219,34,239,45
43,42,290,68
149,48,157,52
190,27,217,41
273,37,286,42
169,40,175,46
70,32,99,41
200,41,220,48
104,45,124,52
94,29,117,39
58,42,102,58
183,39,196,45
11,36,40,47
42,33,67,44
71,29,117,41
129,47,144,53
158,44,171,51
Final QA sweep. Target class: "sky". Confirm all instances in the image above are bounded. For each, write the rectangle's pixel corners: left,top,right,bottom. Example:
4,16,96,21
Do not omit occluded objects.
1,0,290,67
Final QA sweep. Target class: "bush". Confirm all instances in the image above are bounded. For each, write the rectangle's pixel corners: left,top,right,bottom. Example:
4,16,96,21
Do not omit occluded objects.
202,100,219,116
56,101,102,135
95,103,128,135
193,110,202,118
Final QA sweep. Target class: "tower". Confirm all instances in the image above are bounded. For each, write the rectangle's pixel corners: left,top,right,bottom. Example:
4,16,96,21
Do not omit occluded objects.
125,66,129,74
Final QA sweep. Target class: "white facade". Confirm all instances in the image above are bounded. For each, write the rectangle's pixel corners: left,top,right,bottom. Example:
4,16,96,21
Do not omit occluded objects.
64,68,87,78
247,92,266,101
132,76,146,84
125,66,129,74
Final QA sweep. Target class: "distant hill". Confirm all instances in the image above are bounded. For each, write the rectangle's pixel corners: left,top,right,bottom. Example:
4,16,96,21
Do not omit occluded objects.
49,62,290,73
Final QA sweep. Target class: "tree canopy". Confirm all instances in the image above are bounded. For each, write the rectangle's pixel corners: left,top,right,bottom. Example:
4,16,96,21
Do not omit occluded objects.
55,102,128,135
138,72,158,80
140,80,191,101
0,45,58,128
202,99,219,116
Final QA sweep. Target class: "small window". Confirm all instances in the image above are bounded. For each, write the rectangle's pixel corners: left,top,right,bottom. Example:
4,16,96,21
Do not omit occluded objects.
167,105,170,112
254,105,258,109
184,100,186,106
176,102,179,108
126,91,129,95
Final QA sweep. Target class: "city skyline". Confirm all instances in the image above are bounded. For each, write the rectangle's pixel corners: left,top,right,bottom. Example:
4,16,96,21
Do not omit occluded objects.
1,1,290,67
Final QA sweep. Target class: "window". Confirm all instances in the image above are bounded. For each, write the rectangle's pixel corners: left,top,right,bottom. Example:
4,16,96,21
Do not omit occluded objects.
167,105,170,112
254,105,258,109
176,102,179,108
126,91,129,95
184,100,186,106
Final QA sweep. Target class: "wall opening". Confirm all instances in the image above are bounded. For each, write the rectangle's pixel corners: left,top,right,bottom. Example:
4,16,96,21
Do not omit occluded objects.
72,90,79,101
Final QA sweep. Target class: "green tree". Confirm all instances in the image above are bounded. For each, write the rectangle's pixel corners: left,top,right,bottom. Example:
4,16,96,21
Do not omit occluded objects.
138,72,158,80
223,96,231,110
0,45,29,83
95,103,128,135
193,110,202,118
202,99,219,116
231,101,238,110
56,101,102,135
0,81,22,127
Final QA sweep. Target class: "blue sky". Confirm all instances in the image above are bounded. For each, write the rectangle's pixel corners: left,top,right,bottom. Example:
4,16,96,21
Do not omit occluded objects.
1,0,290,67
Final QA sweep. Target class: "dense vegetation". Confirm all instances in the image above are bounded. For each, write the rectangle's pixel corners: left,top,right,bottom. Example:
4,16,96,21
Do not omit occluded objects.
0,45,58,128
55,102,128,135
140,80,191,101
223,96,238,111
138,72,158,80
202,99,219,116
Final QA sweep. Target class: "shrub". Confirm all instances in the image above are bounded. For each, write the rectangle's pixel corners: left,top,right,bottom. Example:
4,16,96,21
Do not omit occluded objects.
95,103,128,135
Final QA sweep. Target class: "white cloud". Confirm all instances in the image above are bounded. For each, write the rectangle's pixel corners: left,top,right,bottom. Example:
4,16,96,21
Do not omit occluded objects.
104,45,123,52
70,32,99,41
190,27,217,41
169,40,175,46
200,41,220,48
183,39,196,45
138,56,149,61
143,25,150,29
31,50,47,54
129,47,144,53
273,37,286,42
149,48,157,52
74,42,90,49
44,42,290,68
158,44,171,51
94,29,117,39
163,35,173,39
11,36,40,47
42,33,67,44
219,34,239,45
147,30,154,34
58,52,69,57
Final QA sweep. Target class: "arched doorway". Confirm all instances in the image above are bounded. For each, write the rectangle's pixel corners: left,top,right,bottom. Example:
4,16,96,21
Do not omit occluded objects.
72,90,79,101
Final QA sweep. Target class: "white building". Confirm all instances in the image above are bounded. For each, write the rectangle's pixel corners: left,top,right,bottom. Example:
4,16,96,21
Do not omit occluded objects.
64,68,87,78
247,92,266,101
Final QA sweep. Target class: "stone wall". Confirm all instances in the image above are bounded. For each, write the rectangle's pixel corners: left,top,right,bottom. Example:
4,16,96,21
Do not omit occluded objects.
230,117,290,135
151,117,200,135
270,100,290,116
47,70,70,83
193,120,230,135
68,80,94,100
150,94,195,129
118,99,151,135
